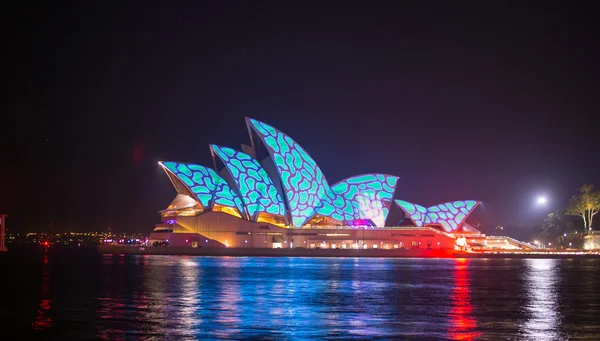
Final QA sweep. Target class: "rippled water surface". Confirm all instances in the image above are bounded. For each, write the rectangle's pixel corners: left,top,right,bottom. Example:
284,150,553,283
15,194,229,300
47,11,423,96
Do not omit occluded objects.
1,250,600,340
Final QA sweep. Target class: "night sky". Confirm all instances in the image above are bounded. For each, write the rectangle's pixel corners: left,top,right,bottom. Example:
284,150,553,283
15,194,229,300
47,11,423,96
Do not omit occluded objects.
4,2,599,237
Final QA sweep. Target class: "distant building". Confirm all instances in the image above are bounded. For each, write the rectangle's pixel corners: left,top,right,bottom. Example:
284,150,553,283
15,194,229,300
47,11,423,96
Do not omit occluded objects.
583,233,600,250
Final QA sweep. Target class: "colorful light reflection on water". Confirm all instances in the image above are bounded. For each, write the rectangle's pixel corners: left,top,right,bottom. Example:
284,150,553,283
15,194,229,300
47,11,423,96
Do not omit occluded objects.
2,252,600,340
448,258,482,340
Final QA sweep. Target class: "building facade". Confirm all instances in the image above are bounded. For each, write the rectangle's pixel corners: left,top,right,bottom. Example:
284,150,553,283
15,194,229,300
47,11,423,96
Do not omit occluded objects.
149,118,482,250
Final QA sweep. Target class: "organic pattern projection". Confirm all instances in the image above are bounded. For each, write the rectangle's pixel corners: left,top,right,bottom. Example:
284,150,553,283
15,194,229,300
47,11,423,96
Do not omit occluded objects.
161,161,245,216
395,200,480,232
247,118,350,226
211,145,286,220
395,200,430,226
331,174,399,227
161,119,404,226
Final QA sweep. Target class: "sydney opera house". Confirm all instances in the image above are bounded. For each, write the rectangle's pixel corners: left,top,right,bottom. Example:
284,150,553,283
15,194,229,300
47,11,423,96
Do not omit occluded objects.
149,118,529,251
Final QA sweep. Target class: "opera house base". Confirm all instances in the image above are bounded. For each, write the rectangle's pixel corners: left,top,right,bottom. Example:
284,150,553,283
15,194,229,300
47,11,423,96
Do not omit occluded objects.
97,246,600,258
146,212,460,250
98,245,456,258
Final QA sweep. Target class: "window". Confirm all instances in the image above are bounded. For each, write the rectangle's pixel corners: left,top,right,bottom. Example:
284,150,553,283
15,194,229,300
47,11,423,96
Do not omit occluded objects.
411,241,418,246
372,244,378,249
393,244,399,249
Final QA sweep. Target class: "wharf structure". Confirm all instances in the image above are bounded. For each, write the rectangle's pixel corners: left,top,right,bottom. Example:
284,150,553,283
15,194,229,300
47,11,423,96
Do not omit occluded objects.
148,118,534,252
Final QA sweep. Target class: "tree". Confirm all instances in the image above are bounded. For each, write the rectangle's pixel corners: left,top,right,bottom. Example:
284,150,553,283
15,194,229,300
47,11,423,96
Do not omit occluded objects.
540,210,575,240
565,184,600,234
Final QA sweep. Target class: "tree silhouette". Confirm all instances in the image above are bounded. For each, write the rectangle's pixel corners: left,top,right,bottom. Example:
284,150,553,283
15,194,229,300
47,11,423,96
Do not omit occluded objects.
566,184,600,234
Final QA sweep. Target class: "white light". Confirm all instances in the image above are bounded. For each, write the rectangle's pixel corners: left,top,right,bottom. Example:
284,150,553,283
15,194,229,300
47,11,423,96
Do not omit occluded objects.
536,196,548,205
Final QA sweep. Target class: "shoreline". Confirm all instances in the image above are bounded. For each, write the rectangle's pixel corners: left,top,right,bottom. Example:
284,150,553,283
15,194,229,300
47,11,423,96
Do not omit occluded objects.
97,245,600,259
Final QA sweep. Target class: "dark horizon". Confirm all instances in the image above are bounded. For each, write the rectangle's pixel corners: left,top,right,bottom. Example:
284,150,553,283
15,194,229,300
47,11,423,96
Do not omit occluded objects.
3,2,599,236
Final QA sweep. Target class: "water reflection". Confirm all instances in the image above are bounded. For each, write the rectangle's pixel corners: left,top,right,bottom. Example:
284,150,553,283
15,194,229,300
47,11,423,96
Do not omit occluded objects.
32,255,52,331
12,254,600,340
178,257,202,336
521,258,562,340
448,259,481,340
214,259,242,338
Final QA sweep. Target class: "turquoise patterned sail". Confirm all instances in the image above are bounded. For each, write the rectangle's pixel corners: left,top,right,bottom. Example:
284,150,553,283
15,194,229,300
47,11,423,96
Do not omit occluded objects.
395,200,480,232
160,119,411,227
160,161,245,217
247,118,349,226
331,174,398,227
211,145,286,221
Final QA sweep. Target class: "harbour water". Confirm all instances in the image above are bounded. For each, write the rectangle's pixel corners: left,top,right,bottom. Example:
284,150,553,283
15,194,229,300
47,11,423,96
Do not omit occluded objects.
1,249,599,340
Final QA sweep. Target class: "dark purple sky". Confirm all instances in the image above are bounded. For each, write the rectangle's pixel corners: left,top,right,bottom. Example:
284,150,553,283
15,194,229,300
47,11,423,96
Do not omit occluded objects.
3,2,599,235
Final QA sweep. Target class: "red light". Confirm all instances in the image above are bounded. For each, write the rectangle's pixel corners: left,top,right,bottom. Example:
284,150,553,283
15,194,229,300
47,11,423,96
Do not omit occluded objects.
43,241,49,246
448,259,481,340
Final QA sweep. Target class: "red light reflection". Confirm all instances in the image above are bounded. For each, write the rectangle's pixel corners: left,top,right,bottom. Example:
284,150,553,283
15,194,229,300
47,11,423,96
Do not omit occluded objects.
448,258,481,340
32,255,53,331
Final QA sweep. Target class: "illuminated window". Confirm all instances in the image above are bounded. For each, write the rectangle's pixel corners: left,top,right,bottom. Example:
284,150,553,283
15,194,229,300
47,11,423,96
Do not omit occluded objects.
213,204,242,218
